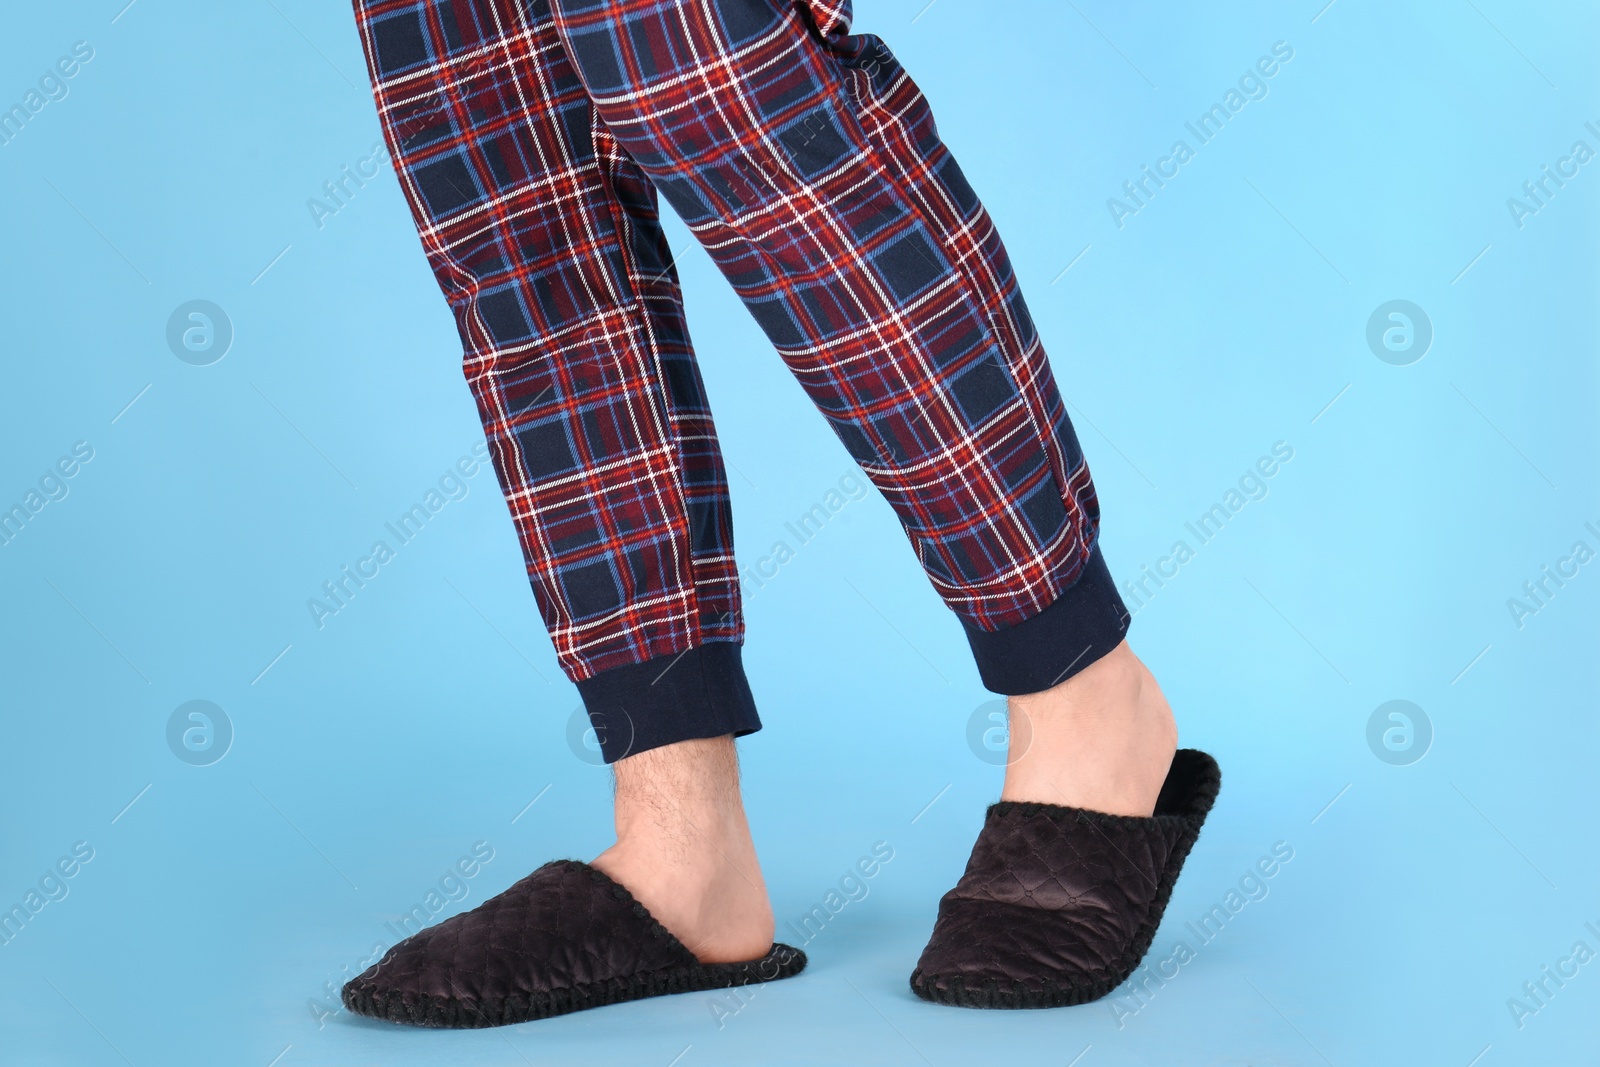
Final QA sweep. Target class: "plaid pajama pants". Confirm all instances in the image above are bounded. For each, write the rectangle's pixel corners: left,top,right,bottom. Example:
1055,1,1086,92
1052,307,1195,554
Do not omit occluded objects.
351,0,1130,761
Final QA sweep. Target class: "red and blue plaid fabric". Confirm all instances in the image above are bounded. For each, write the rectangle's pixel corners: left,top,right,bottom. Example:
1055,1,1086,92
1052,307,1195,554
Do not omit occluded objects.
350,0,1124,722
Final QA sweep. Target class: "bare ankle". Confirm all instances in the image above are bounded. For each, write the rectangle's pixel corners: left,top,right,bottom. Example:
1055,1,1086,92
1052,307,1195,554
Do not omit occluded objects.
590,735,775,963
608,736,746,852
999,642,1178,815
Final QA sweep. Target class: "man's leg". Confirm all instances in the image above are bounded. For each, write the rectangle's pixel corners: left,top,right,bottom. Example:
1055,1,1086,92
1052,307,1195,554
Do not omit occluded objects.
351,0,772,961
1003,641,1176,815
544,0,1171,807
594,736,772,962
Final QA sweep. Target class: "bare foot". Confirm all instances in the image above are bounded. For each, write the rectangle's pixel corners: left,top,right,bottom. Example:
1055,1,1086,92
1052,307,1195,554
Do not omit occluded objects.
589,735,775,964
1000,640,1178,817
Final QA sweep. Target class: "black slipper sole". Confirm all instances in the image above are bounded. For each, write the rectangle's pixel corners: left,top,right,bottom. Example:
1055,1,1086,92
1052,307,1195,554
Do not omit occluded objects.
344,940,806,1028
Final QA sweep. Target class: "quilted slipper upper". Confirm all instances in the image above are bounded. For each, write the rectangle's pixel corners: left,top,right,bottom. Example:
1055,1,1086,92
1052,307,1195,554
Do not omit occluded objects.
911,748,1221,1008
342,859,805,1027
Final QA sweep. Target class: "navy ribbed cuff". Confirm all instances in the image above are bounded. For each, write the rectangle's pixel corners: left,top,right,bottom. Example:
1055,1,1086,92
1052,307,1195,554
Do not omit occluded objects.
959,544,1131,696
573,641,762,763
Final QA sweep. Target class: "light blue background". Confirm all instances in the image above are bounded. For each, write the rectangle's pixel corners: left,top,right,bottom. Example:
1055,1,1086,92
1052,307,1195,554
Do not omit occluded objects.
2,1,1596,1064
